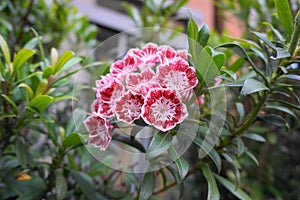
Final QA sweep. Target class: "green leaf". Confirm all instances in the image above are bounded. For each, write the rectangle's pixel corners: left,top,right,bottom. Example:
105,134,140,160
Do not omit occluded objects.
123,2,142,27
264,105,297,120
138,172,155,200
57,56,82,74
242,133,266,142
208,148,222,173
1,94,19,114
268,99,300,111
29,95,54,112
215,174,252,200
0,34,11,64
65,108,86,136
213,53,225,69
252,31,276,50
274,0,293,38
257,114,287,127
198,23,210,46
281,74,300,81
235,137,245,157
13,48,35,71
53,51,74,74
72,170,96,200
63,132,84,149
168,145,189,181
55,169,68,200
0,113,16,120
240,78,269,96
16,176,47,200
24,37,40,49
15,139,31,168
245,150,259,166
272,48,291,60
18,83,34,100
202,164,220,200
146,131,173,160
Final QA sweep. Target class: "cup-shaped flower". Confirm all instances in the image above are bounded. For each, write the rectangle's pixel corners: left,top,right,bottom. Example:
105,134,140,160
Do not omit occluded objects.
114,91,145,123
157,57,198,93
141,88,188,132
84,115,113,150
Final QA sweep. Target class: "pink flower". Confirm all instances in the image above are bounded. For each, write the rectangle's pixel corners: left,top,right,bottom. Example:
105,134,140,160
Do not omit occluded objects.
96,80,124,118
157,57,198,93
141,88,188,132
176,49,188,61
126,68,160,96
84,115,113,150
214,77,221,86
157,45,177,63
110,54,138,80
114,91,145,123
196,94,205,105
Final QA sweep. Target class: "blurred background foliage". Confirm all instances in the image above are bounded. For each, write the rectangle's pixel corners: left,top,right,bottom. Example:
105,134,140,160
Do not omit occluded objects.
0,0,299,199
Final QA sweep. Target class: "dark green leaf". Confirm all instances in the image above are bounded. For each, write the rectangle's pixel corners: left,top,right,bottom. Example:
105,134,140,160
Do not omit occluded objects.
215,174,252,200
268,99,300,111
197,23,210,46
0,34,11,64
55,169,67,200
72,170,96,200
168,145,189,181
240,78,269,96
208,148,222,173
245,150,259,166
257,114,287,127
242,133,266,142
271,48,291,59
235,137,245,157
281,74,300,81
15,139,31,168
146,131,173,160
16,176,47,200
29,95,54,112
274,0,293,37
202,164,220,200
138,172,155,200
13,48,35,70
264,105,297,119
166,165,184,198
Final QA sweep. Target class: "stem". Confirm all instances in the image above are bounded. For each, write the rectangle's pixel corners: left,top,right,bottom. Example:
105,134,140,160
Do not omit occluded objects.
289,10,300,57
153,167,197,195
233,92,268,135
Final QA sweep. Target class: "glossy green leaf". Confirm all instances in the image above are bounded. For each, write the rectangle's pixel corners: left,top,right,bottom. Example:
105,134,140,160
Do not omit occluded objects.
138,172,155,200
221,67,237,81
55,169,67,200
13,48,35,70
0,34,11,64
198,23,210,46
242,133,266,142
29,95,54,112
215,174,252,200
63,132,84,149
202,164,220,200
53,51,74,74
166,165,184,198
213,53,225,69
274,0,293,37
56,56,82,74
281,74,300,81
240,78,269,96
168,145,189,181
146,131,173,160
208,148,222,173
72,170,96,200
268,99,300,111
236,137,245,157
271,48,291,60
24,37,40,49
65,108,86,136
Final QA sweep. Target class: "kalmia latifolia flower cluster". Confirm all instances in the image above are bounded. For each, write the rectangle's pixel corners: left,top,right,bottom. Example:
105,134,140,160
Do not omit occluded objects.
84,43,198,150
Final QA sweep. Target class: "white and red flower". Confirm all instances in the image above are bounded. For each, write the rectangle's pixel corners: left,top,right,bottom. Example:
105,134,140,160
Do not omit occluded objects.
114,91,145,123
84,115,113,150
141,88,188,132
157,57,198,93
85,43,201,150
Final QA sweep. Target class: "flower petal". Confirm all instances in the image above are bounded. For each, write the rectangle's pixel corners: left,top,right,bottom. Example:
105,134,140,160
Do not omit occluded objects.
141,88,188,132
157,57,198,93
84,115,113,150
